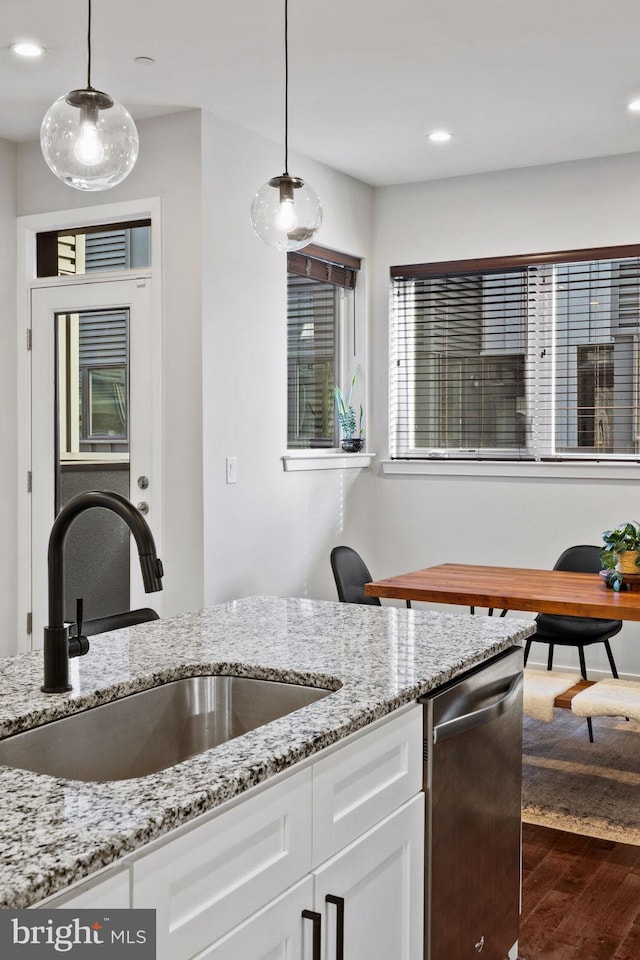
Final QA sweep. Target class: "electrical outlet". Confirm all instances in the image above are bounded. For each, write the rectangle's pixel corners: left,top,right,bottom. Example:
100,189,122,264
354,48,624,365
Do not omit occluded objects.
226,456,238,484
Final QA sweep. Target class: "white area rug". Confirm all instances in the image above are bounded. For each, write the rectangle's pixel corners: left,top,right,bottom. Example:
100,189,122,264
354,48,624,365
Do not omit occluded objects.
522,710,640,845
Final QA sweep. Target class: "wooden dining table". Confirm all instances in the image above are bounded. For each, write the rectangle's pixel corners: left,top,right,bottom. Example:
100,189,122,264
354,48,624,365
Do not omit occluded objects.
364,562,640,621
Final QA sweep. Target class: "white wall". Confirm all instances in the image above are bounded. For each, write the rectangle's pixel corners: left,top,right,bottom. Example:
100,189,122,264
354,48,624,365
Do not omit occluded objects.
0,138,17,657
371,152,640,678
3,108,375,658
16,111,204,624
201,111,375,604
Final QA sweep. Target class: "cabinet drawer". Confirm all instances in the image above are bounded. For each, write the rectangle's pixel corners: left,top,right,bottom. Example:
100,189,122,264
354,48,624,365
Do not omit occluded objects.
37,868,130,909
132,767,312,960
312,704,422,865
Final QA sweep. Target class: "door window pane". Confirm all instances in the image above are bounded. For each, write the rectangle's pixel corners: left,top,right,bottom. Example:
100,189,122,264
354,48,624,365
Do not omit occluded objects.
55,308,131,621
59,309,130,457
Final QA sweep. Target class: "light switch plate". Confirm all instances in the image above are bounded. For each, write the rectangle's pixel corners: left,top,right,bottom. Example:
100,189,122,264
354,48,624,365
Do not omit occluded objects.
226,456,238,484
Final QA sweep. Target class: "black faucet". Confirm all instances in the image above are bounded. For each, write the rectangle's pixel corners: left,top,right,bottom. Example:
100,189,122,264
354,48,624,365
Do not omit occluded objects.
42,490,164,694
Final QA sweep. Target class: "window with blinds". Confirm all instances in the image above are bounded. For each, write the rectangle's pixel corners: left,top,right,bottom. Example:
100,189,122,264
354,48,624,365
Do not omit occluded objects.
287,244,360,449
390,245,640,461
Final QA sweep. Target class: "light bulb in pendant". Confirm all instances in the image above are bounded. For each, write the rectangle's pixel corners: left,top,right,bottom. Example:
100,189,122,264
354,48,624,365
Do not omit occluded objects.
73,105,105,166
275,196,298,233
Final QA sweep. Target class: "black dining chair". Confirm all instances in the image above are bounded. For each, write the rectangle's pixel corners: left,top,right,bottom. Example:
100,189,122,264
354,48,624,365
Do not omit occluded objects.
523,544,623,741
330,546,381,606
330,546,412,608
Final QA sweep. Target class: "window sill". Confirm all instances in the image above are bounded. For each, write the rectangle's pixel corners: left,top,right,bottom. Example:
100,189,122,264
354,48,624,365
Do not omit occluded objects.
282,451,376,472
380,459,640,481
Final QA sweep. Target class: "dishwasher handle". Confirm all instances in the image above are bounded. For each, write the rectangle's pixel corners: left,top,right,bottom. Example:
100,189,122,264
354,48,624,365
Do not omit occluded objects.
432,673,522,744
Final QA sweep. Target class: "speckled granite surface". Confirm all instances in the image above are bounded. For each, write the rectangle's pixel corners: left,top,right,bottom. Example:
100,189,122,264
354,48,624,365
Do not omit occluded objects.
0,596,534,908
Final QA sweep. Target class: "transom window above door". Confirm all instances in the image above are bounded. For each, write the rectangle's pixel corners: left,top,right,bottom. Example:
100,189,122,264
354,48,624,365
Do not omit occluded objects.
36,220,151,277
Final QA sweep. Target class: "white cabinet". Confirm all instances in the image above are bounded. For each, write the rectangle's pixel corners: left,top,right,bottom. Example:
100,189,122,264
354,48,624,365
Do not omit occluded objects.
132,768,313,960
32,704,424,960
314,794,424,960
200,795,424,960
181,706,424,960
38,867,130,909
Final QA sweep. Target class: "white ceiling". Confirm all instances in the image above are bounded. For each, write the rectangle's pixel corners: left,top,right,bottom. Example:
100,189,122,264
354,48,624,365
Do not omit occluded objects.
2,0,640,187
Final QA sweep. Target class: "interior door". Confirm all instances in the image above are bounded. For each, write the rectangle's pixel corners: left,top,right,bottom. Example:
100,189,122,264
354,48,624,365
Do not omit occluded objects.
30,276,160,648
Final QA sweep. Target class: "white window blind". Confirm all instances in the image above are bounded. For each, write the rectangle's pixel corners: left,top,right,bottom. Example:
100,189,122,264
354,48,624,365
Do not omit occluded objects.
287,276,340,447
287,245,360,449
390,245,640,462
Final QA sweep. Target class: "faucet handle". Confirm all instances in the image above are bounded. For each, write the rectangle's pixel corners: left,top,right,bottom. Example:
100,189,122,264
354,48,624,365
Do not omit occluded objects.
75,598,84,637
68,598,90,658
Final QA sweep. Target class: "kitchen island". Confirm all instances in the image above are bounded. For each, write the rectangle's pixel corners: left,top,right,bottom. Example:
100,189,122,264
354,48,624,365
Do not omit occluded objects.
0,596,534,956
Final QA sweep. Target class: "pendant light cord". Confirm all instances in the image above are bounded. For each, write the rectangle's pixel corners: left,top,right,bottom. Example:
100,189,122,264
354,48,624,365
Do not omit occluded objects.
86,0,93,90
283,0,289,175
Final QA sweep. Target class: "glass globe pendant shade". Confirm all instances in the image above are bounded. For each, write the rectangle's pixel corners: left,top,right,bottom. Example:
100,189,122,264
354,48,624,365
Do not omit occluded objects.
40,88,139,192
250,174,322,252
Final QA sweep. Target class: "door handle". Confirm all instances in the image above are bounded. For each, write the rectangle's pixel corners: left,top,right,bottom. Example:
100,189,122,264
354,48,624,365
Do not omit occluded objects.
302,909,321,960
326,895,345,960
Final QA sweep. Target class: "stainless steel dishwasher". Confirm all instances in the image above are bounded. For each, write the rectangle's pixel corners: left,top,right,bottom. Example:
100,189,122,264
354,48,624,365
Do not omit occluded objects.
420,646,523,960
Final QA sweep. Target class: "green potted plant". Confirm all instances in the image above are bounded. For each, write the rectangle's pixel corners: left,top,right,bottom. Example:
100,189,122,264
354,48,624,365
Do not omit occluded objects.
334,367,365,452
601,521,640,590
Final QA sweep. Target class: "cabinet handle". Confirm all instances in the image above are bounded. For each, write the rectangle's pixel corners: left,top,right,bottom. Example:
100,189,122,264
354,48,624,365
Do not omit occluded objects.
326,894,345,960
302,909,322,960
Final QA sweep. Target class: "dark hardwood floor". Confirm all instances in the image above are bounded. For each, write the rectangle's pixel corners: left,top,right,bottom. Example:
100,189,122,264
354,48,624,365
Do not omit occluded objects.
519,822,640,960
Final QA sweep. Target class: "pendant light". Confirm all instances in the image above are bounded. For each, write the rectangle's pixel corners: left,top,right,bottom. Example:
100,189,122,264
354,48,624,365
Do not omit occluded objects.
40,0,138,191
250,0,322,251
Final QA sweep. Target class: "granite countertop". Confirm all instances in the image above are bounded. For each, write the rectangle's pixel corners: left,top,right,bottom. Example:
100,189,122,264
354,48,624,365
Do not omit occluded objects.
0,596,535,908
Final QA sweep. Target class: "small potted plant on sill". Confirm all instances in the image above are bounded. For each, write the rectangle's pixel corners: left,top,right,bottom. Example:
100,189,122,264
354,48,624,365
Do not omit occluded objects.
334,367,365,453
601,520,640,590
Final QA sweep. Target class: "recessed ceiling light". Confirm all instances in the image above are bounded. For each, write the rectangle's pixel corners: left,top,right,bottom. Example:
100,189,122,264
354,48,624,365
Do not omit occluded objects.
627,99,640,113
427,130,452,143
134,56,156,66
11,41,44,58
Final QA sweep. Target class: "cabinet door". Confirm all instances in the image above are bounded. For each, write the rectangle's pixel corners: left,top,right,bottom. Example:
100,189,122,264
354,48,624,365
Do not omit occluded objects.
132,768,312,960
195,877,314,960
314,793,424,960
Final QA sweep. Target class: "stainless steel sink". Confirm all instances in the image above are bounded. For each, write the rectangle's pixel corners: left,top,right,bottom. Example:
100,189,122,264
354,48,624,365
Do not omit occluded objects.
0,675,332,782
